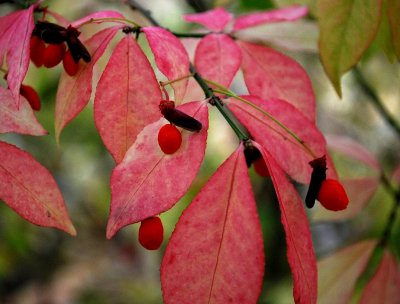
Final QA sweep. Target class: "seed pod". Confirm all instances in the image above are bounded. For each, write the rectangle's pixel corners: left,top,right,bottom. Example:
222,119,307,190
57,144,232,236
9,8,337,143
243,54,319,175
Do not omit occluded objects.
66,26,91,63
158,124,182,154
33,21,68,44
305,155,327,208
159,100,202,132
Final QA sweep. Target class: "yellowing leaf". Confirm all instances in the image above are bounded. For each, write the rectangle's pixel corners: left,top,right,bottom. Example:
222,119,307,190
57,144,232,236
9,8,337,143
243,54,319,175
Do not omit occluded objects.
318,0,383,96
360,250,400,304
318,240,377,304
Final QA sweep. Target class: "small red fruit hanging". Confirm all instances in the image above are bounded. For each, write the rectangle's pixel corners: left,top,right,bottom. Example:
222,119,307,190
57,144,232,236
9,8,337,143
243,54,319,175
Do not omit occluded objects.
63,50,79,76
139,216,164,250
20,84,41,111
158,124,182,154
317,179,349,211
253,157,270,177
43,43,66,68
30,36,46,67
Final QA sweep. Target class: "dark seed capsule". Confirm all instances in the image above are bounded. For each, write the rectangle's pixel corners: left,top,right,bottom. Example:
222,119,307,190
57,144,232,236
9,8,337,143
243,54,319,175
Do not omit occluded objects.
33,21,68,44
244,145,262,168
66,26,91,63
162,108,202,132
305,155,327,208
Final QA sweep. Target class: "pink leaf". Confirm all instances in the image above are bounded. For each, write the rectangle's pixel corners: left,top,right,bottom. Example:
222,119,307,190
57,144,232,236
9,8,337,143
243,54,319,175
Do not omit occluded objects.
312,177,380,221
0,141,76,235
194,33,241,89
1,5,35,105
238,41,316,121
71,10,125,28
161,144,264,304
0,87,47,135
143,27,189,103
54,26,120,142
254,142,317,304
227,95,325,183
94,35,162,164
360,250,400,304
106,101,208,239
326,135,381,172
233,5,308,31
183,7,233,32
318,240,377,304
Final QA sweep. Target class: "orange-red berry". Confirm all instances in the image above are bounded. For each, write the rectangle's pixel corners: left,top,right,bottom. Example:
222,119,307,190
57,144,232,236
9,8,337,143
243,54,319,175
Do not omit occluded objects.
63,50,80,76
317,179,349,211
158,124,182,154
253,157,270,177
43,43,66,68
30,36,46,67
139,216,164,250
20,84,41,111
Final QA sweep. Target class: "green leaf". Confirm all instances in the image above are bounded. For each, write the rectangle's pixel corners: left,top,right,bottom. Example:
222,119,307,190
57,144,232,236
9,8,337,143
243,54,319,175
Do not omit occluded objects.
317,0,383,97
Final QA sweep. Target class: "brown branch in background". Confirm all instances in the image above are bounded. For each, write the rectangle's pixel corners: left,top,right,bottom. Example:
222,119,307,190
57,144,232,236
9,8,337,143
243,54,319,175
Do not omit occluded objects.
353,67,400,140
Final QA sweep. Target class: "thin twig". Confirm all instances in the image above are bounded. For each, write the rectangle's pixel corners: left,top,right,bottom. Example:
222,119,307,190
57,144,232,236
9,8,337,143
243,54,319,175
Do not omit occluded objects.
353,67,400,139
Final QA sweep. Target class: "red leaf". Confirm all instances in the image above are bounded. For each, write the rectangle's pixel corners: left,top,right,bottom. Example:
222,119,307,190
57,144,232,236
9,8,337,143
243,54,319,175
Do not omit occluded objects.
326,135,381,172
106,101,208,239
238,41,316,121
94,35,162,164
183,7,233,32
0,5,35,105
233,5,308,31
227,95,326,183
318,240,377,304
194,33,241,89
253,142,317,304
143,27,189,103
360,250,400,304
54,26,120,142
0,141,76,235
0,87,47,135
71,10,125,28
161,144,264,303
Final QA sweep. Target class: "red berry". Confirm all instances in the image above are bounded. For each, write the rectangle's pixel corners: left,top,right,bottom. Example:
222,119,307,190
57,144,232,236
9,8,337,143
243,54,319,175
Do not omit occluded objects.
139,216,164,250
63,50,79,76
43,43,66,68
253,157,270,177
20,84,41,111
158,124,182,154
317,179,349,211
30,36,46,67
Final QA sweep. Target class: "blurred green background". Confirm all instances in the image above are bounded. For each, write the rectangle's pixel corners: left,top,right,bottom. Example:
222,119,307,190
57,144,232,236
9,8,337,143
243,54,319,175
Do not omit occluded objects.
0,0,399,303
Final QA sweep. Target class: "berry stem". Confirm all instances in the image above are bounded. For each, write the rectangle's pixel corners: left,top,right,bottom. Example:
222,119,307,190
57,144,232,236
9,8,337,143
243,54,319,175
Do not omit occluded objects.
160,74,194,87
77,17,141,28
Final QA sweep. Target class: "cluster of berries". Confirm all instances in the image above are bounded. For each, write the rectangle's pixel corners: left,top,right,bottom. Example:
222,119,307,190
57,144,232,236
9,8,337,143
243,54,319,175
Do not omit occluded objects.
19,21,92,112
30,35,79,76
